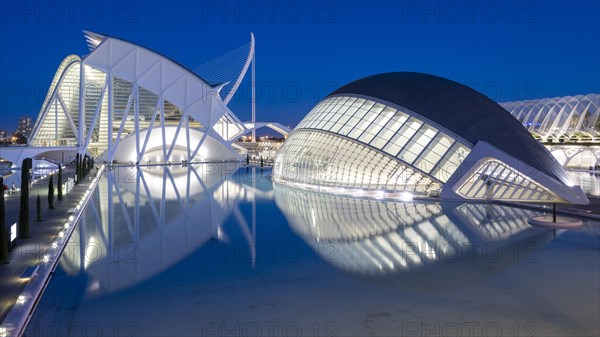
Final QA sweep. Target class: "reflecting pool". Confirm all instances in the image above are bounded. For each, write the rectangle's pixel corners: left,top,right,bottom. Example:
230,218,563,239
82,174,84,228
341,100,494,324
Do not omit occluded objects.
27,165,599,336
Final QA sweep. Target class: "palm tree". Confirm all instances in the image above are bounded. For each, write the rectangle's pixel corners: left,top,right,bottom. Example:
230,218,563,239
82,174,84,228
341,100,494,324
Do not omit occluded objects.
48,174,54,210
57,165,63,201
18,158,32,239
36,195,42,221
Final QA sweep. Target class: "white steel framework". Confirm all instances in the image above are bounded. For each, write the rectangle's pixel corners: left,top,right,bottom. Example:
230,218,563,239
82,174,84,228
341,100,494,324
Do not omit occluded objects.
4,32,265,166
79,32,242,163
500,94,600,143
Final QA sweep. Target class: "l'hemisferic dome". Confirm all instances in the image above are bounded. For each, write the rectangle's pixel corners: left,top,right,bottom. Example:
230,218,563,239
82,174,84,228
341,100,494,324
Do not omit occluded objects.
273,72,589,205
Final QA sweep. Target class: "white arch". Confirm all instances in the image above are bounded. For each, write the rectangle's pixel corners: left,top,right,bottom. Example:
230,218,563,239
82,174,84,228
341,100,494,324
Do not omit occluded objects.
106,126,237,163
0,146,83,167
242,122,292,137
29,55,81,147
549,146,600,168
564,148,600,168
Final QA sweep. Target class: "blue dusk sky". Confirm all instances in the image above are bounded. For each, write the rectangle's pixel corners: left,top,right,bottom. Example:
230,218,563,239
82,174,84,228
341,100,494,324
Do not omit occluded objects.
1,0,599,133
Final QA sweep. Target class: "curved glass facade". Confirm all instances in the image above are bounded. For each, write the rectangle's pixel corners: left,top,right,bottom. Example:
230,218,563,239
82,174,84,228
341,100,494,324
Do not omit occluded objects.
274,129,441,193
30,55,81,147
275,95,471,195
274,72,589,204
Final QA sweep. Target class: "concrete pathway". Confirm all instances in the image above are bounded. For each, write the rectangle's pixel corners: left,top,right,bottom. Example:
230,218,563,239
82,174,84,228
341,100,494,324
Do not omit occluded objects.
0,166,92,322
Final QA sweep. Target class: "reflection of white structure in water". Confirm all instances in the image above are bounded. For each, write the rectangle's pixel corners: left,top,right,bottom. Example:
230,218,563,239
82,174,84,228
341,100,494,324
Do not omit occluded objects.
59,164,271,296
274,185,550,276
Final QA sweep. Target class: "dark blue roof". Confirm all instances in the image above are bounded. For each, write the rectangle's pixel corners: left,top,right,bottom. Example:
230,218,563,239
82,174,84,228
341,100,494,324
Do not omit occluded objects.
329,72,569,185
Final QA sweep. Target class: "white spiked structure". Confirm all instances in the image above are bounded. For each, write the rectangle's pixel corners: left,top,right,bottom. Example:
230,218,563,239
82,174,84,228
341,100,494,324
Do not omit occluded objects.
9,32,281,166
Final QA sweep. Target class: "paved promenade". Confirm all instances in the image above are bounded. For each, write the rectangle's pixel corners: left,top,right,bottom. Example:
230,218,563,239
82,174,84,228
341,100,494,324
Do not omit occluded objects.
0,166,91,322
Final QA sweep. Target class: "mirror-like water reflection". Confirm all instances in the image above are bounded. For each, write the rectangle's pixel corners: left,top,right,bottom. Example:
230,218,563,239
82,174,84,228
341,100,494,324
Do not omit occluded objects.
27,165,599,337
275,185,551,278
59,164,270,296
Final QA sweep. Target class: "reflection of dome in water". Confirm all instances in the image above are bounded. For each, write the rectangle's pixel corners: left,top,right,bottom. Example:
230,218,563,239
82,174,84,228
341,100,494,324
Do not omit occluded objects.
59,164,257,296
274,184,551,277
116,164,239,200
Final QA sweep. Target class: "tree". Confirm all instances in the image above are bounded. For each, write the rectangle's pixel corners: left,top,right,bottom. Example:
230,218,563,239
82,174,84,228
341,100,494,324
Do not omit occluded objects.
57,165,63,201
0,177,8,263
36,195,42,222
18,158,32,239
48,174,54,210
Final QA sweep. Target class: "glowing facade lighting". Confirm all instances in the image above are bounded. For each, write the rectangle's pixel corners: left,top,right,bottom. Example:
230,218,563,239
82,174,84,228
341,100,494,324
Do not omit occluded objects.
399,192,413,202
274,73,589,205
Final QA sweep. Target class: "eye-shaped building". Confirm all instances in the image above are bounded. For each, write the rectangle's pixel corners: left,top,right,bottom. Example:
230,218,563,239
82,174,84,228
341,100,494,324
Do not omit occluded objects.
274,72,589,204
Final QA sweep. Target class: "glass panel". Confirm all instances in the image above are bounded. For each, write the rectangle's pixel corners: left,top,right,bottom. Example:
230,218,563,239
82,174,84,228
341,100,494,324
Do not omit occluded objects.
383,111,409,134
348,108,378,139
358,106,394,144
383,118,422,156
398,125,437,164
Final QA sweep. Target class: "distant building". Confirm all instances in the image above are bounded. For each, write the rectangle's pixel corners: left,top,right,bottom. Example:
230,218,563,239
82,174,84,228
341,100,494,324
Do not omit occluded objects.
0,130,6,141
16,116,33,138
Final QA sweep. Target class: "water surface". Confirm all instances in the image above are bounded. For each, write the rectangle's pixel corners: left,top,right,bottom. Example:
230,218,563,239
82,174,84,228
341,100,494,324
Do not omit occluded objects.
27,165,600,336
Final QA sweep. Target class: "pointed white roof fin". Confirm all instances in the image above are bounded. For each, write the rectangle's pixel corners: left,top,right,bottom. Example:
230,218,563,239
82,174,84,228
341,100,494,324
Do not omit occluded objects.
83,30,106,51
